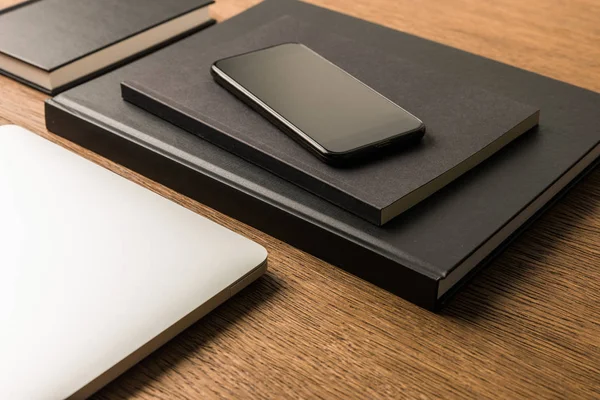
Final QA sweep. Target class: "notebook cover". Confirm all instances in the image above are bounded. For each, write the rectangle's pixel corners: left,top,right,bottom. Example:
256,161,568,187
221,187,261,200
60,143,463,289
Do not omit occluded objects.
45,0,600,310
0,19,215,95
121,17,540,225
0,0,213,71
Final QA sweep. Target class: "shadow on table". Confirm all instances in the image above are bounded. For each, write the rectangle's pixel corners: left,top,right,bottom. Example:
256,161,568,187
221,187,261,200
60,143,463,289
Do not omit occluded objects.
92,272,284,399
440,167,599,322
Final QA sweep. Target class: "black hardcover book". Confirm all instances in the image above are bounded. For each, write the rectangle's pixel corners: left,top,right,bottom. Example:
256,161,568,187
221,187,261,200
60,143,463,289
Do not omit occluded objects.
121,16,540,225
45,0,599,310
0,0,214,94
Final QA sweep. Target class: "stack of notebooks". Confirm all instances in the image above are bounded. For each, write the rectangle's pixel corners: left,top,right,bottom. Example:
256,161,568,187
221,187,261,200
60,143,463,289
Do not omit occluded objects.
42,0,599,309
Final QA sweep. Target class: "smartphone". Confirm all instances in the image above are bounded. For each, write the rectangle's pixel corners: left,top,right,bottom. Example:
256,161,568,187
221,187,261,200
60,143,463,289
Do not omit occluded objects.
211,43,425,164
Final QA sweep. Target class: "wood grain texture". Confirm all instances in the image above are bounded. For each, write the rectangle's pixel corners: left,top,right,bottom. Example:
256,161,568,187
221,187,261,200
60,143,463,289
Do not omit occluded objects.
1,0,599,399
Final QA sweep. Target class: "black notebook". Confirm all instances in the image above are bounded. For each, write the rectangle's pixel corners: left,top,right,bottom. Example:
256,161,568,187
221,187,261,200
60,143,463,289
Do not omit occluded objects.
45,0,599,309
121,16,539,225
0,0,213,94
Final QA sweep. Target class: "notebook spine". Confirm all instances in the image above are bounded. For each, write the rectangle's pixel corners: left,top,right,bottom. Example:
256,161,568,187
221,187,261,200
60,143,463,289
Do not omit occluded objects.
44,98,439,310
121,80,383,226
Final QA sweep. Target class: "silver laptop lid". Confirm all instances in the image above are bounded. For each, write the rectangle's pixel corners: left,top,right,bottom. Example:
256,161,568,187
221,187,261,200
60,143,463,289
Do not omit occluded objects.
0,125,267,400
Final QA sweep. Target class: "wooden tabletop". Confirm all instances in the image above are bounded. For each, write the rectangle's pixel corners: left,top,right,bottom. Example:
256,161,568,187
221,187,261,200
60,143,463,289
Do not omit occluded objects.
1,0,599,398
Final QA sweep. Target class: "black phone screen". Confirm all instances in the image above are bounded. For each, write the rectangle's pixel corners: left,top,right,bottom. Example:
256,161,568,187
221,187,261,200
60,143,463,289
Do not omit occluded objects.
213,43,423,154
